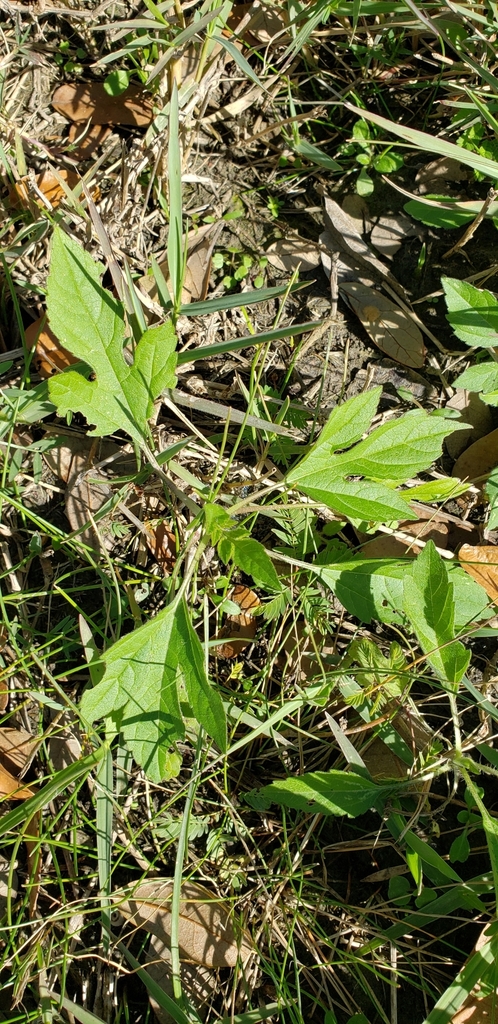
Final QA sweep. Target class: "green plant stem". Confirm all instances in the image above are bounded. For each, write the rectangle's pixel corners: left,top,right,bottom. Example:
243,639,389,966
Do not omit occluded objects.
170,729,205,1014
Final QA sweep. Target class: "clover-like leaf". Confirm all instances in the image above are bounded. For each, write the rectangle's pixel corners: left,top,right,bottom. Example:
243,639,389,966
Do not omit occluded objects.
46,228,177,442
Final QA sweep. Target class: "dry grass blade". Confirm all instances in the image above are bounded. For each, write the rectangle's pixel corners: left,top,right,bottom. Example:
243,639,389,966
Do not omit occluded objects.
116,879,253,967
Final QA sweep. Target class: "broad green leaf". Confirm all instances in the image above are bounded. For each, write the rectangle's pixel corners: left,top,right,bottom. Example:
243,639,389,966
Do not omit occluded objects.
400,477,470,503
442,276,498,348
404,198,474,229
288,404,463,523
204,504,282,591
449,833,470,863
80,596,226,783
313,409,463,483
252,769,395,818
454,362,498,403
46,228,178,442
292,479,418,523
300,387,381,457
403,542,470,686
318,558,491,629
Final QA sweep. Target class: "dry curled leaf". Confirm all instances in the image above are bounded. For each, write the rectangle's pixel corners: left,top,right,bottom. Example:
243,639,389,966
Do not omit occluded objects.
266,237,320,273
25,315,77,377
370,213,417,259
452,427,498,485
52,82,153,126
445,390,493,460
214,585,261,659
116,879,253,968
360,737,408,781
451,994,497,1023
146,934,216,1024
339,280,425,368
144,521,177,575
0,727,37,777
9,169,79,211
67,122,112,159
459,545,498,604
140,223,222,306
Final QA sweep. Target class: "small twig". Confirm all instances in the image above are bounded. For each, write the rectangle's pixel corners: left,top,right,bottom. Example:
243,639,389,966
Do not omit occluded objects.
443,187,497,259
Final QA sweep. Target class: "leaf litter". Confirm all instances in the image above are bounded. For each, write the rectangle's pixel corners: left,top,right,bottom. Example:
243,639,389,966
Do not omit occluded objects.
4,6,498,1022
320,196,426,367
116,879,254,967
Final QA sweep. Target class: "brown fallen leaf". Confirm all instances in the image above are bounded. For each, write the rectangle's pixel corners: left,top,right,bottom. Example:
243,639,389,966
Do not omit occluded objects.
360,736,408,781
214,585,261,659
0,763,35,801
341,194,372,235
226,2,290,46
362,864,409,883
322,196,408,301
451,993,497,1023
370,213,418,259
52,82,153,126
25,315,76,377
66,469,115,553
115,879,253,968
0,727,37,777
48,710,82,772
416,156,470,194
140,223,223,306
339,280,425,368
146,933,216,1024
266,237,321,273
67,122,112,159
143,520,177,575
9,169,80,211
445,390,493,460
459,545,498,604
43,433,125,484
452,427,498,485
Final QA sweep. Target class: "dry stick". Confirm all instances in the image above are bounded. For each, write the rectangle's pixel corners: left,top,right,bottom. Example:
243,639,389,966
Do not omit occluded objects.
443,186,498,259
